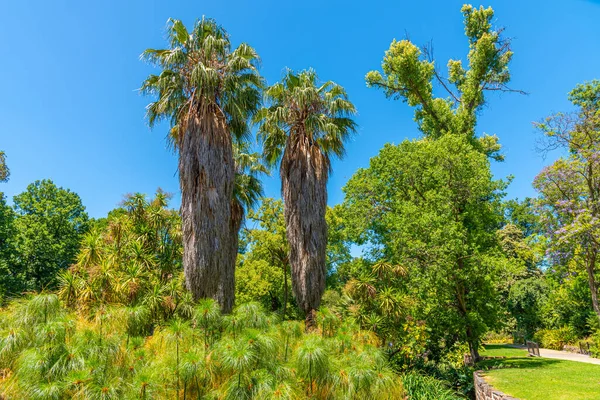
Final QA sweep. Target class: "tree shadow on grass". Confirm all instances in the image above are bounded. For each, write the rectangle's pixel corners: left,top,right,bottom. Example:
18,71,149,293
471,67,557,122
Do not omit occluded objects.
478,357,562,371
483,344,519,351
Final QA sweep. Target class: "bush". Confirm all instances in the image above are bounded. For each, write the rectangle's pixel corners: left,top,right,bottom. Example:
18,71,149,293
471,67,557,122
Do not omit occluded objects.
533,326,578,350
483,331,514,344
402,372,463,400
587,330,600,358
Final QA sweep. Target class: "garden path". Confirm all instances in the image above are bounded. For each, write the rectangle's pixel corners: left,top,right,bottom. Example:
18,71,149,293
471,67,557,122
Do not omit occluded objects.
509,344,600,365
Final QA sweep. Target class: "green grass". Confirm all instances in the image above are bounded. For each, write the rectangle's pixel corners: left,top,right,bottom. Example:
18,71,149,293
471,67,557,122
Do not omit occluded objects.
478,345,600,400
480,344,528,358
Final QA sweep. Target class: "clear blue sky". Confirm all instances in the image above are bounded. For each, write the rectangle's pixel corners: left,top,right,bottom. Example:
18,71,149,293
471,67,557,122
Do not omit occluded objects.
1,0,599,218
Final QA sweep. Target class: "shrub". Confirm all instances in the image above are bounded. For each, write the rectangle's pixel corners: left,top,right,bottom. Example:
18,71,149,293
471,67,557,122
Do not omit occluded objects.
533,326,578,350
402,372,463,400
587,330,600,358
0,294,404,399
483,331,514,344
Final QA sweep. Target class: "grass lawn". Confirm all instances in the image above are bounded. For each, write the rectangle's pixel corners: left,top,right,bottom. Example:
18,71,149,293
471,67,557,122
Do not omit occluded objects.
478,345,600,400
480,344,528,358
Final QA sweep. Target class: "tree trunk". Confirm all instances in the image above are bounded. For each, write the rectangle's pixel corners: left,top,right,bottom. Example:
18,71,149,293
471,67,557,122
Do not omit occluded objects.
305,308,317,331
179,113,234,311
217,200,243,314
281,135,328,330
466,325,480,364
585,249,600,323
455,264,480,363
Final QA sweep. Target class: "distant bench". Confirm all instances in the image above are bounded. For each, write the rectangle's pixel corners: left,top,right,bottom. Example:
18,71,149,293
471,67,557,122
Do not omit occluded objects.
526,340,540,357
579,341,591,356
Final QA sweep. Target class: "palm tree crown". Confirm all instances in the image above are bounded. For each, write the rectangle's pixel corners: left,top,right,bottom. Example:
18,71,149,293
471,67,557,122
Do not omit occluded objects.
256,69,357,172
141,17,262,144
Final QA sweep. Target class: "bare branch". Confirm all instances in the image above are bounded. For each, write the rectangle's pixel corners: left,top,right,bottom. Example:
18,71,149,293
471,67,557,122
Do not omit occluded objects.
422,41,462,105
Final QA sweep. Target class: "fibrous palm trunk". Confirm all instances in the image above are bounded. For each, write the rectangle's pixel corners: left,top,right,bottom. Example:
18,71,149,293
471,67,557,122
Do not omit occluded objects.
218,199,243,313
179,112,234,311
281,134,328,330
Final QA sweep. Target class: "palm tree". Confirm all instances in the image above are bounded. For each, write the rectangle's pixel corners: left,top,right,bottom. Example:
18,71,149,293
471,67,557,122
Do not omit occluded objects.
219,141,269,312
141,18,262,310
255,69,357,328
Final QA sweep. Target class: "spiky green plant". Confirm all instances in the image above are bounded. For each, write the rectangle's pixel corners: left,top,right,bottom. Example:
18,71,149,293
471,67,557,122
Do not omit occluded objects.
0,295,404,400
295,334,330,396
165,318,190,398
194,298,222,349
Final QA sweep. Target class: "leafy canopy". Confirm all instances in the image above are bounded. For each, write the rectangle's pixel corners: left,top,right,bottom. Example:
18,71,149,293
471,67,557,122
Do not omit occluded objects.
366,4,518,161
0,151,8,182
342,134,507,358
12,180,88,291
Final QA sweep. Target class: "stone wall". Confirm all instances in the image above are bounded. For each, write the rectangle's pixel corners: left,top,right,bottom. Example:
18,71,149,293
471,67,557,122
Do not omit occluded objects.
474,371,518,400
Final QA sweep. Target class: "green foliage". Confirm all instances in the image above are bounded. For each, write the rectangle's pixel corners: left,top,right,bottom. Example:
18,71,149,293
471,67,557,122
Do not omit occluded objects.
236,258,284,307
233,141,269,216
354,3,526,362
497,223,539,273
494,221,543,336
534,80,600,327
141,17,262,143
0,294,403,399
325,205,353,288
4,6,599,400
12,180,89,291
237,199,291,314
507,277,548,339
533,326,578,350
401,372,463,400
255,68,357,169
366,4,516,161
0,151,8,182
58,191,183,330
0,193,19,300
542,250,597,336
341,260,426,368
587,330,600,357
237,198,352,317
504,198,541,238
254,68,358,321
342,135,506,359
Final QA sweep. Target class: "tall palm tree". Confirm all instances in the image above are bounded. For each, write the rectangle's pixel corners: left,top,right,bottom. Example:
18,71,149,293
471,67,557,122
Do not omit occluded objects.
219,142,269,312
255,69,357,328
141,18,262,310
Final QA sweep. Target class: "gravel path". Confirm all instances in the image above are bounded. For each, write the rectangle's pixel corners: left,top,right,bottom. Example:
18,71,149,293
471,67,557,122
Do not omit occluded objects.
509,344,600,365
